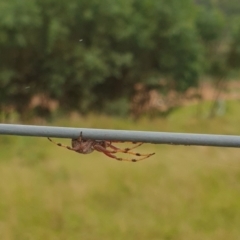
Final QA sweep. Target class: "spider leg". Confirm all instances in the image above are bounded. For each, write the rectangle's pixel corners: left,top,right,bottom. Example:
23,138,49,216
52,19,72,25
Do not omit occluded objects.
104,142,143,153
94,144,155,162
105,142,154,157
106,141,144,151
47,137,75,151
103,149,154,162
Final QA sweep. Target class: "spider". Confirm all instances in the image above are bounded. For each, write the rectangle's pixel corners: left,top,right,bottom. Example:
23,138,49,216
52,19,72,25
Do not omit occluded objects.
48,132,155,162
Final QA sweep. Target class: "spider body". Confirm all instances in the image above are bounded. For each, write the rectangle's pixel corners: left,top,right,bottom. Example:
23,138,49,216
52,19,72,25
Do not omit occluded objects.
71,138,96,154
48,132,155,162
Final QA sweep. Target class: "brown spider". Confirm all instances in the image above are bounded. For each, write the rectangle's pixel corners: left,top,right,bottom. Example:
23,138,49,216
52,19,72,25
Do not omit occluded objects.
48,132,155,162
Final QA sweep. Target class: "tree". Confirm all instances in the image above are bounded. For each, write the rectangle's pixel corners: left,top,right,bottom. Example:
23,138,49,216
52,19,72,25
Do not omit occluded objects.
0,0,204,118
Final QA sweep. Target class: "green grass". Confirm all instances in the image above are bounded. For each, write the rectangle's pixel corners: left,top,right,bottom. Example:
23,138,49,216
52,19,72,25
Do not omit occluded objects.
1,100,240,240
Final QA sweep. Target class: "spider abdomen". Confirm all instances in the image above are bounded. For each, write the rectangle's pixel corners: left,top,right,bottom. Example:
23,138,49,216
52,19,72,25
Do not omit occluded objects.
71,139,94,154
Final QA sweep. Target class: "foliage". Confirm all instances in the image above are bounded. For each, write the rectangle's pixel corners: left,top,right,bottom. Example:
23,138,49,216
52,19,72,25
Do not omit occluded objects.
195,0,240,17
0,0,204,117
227,19,240,70
0,0,239,118
195,7,226,75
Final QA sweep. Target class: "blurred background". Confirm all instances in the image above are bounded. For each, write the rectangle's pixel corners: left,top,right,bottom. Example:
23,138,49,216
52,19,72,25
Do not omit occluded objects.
1,0,240,239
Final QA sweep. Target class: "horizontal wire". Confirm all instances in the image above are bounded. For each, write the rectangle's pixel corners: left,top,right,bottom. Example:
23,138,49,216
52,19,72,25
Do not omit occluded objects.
0,124,240,148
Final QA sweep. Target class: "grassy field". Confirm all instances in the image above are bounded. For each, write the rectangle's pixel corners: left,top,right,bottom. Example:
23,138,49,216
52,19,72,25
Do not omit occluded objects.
1,101,240,240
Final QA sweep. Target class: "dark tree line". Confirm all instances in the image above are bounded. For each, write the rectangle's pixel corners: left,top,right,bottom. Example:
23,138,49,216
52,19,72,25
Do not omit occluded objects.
0,0,240,119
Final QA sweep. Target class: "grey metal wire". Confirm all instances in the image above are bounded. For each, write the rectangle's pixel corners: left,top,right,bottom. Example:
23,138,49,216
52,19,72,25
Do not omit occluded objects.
0,123,240,148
